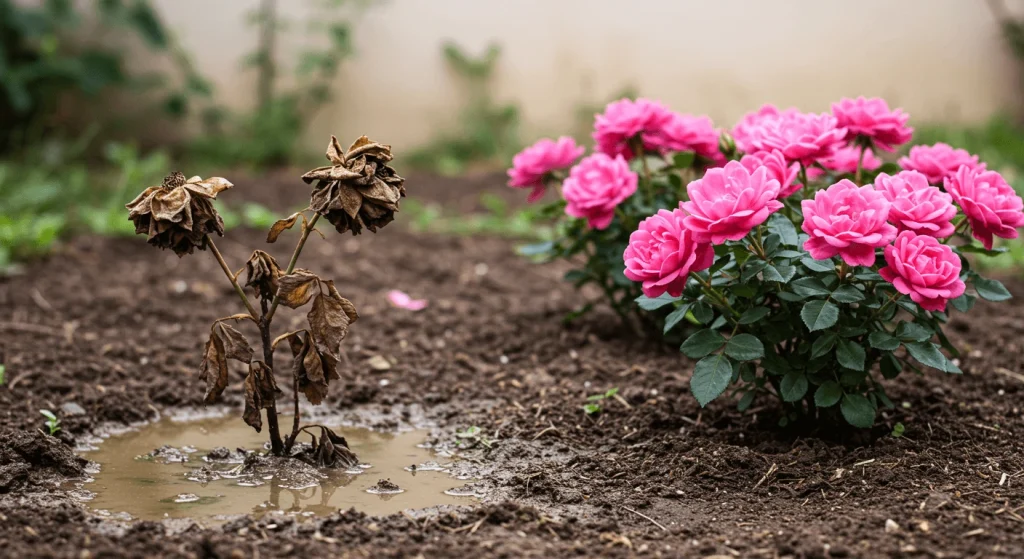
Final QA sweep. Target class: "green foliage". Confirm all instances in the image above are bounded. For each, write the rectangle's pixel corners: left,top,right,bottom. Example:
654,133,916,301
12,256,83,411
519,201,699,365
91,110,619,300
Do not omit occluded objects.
0,0,210,153
0,140,273,270
0,364,6,386
405,42,521,175
402,194,549,239
40,409,60,436
454,425,493,449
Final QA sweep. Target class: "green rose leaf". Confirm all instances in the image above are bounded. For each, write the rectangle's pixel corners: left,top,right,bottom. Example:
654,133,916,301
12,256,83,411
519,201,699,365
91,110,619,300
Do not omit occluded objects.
836,338,866,371
905,341,961,374
895,321,932,342
814,381,843,408
868,331,900,351
636,293,679,310
690,354,734,407
663,304,692,335
831,285,865,303
780,370,808,402
810,332,838,358
680,329,726,359
801,257,835,273
801,300,839,332
973,277,1012,302
738,306,771,325
840,394,876,428
691,301,715,324
724,334,764,361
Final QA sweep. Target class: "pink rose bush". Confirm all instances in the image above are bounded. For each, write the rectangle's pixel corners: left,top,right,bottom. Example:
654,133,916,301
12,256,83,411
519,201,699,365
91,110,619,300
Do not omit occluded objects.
880,232,965,312
801,180,896,266
508,95,1023,428
898,143,984,184
831,96,913,152
507,136,585,202
945,166,1024,249
875,171,957,238
681,161,783,244
562,153,637,230
624,209,714,298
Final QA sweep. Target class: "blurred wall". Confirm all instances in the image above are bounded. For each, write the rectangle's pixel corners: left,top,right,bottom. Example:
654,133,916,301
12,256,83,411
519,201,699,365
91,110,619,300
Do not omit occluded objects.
151,0,1021,151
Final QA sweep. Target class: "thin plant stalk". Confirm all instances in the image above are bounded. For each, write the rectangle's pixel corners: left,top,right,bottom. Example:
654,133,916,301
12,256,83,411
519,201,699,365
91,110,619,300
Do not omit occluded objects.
206,237,259,320
266,213,321,323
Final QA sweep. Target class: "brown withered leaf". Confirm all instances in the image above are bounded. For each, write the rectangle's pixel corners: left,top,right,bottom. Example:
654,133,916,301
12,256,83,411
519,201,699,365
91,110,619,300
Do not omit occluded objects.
266,211,307,243
322,280,359,324
126,172,232,256
198,321,254,404
244,250,282,300
300,425,359,469
287,331,339,405
301,135,406,236
276,269,320,308
307,293,356,359
243,361,279,432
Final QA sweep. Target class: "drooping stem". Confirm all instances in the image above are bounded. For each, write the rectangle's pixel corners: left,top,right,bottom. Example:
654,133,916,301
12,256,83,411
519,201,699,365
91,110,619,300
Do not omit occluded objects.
259,299,285,455
285,374,300,452
266,213,321,323
206,237,259,320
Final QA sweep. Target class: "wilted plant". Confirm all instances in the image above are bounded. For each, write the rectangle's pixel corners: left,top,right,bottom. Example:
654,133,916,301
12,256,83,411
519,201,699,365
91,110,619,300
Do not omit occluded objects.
127,135,405,459
508,96,1023,427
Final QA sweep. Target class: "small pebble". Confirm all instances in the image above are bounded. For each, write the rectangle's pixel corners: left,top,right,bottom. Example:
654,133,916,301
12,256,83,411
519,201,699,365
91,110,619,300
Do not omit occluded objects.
499,355,509,365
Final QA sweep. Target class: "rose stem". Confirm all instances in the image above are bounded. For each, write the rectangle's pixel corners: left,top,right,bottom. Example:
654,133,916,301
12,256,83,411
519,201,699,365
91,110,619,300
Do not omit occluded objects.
206,237,259,320
265,212,320,454
208,237,284,454
265,213,321,323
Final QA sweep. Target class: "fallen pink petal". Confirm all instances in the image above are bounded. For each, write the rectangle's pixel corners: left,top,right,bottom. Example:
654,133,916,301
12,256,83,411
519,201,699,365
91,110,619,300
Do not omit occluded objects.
387,290,428,311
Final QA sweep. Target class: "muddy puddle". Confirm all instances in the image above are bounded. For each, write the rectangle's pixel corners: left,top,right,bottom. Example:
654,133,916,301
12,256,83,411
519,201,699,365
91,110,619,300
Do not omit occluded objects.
69,415,481,522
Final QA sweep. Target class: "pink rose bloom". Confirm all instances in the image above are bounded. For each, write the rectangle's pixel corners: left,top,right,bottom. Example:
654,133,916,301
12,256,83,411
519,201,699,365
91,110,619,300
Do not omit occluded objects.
944,166,1024,249
739,149,801,198
563,153,638,229
507,136,585,202
880,231,965,312
644,112,725,165
801,179,897,266
875,171,957,238
681,160,783,244
744,111,848,165
830,97,913,152
623,208,715,298
898,143,984,185
593,98,674,158
731,104,800,154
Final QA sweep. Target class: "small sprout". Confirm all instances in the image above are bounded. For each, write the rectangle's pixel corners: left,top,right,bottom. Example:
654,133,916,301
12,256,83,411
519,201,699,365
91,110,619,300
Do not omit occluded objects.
582,387,620,415
40,409,60,436
0,363,5,386
455,426,492,449
891,422,906,438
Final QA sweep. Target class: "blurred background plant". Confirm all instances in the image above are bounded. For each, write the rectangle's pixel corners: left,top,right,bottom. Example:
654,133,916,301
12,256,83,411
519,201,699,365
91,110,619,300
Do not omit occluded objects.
405,42,522,176
186,0,371,169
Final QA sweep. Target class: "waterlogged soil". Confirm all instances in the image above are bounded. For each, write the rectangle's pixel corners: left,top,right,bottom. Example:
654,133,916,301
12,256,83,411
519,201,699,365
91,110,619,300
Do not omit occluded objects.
0,171,1023,557
71,416,474,522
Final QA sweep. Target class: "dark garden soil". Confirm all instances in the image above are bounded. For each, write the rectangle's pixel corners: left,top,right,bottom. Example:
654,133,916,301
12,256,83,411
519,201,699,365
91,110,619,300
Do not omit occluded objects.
1,172,1023,558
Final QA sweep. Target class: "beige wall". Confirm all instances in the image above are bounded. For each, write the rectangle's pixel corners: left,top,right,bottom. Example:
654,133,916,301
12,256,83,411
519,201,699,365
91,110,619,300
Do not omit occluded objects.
152,0,1022,152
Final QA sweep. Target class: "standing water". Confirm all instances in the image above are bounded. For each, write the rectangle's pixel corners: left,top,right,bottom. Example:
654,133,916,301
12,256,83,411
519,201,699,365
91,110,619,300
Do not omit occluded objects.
70,415,478,522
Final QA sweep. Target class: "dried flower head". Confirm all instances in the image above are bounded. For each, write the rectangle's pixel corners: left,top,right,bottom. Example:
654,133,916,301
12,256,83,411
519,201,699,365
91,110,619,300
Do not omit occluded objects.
126,172,232,256
302,136,406,235
244,250,282,300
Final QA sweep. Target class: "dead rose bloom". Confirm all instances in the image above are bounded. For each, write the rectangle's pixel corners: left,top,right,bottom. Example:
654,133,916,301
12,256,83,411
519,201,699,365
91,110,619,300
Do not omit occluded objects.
125,171,232,256
301,136,406,235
